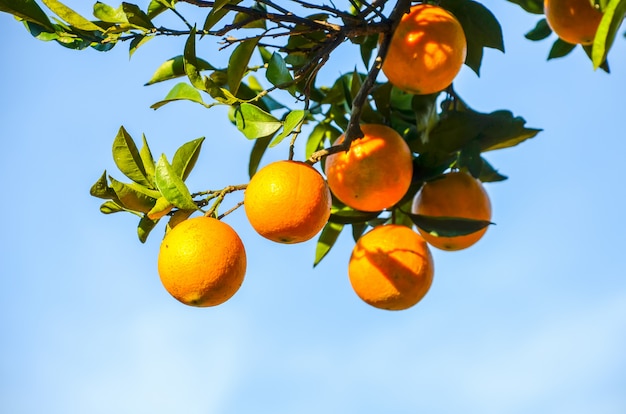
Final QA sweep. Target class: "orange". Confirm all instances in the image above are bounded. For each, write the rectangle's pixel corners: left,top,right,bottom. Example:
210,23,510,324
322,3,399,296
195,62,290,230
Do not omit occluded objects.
382,4,467,95
157,216,246,307
324,124,413,212
411,171,491,251
544,0,603,45
349,225,434,311
244,160,331,243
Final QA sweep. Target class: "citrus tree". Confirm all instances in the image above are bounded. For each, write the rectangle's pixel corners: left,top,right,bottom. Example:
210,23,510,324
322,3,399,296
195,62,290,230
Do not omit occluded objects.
2,0,624,309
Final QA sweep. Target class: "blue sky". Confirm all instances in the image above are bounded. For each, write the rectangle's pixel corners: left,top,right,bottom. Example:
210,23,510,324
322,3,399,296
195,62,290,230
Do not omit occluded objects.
1,1,625,413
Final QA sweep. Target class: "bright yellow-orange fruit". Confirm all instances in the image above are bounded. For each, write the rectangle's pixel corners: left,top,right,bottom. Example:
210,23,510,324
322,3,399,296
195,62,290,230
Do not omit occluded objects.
158,216,246,307
324,124,413,212
544,0,603,45
412,171,491,251
244,160,331,243
382,4,467,95
349,225,434,311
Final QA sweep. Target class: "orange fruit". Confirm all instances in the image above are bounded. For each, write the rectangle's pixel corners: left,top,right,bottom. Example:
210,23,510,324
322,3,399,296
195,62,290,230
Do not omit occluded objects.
382,4,467,95
324,124,413,212
158,216,246,307
349,225,434,311
544,0,603,45
244,160,331,243
411,171,491,251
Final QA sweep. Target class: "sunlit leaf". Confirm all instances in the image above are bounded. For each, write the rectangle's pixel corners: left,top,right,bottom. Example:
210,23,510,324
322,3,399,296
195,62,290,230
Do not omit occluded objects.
0,0,55,31
99,200,126,214
171,137,205,181
228,37,259,95
269,110,306,147
203,0,243,31
112,126,152,187
109,176,159,213
41,0,104,31
234,103,282,139
139,134,156,187
122,2,155,30
155,154,199,210
137,215,159,243
145,55,215,85
591,0,626,69
147,196,173,220
150,82,207,109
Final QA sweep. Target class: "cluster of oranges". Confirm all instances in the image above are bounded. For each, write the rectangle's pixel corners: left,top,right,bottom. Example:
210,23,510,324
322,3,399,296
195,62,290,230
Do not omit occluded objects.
157,0,603,310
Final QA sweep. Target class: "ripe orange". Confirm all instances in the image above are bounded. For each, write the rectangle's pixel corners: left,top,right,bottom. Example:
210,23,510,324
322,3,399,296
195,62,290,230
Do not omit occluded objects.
324,124,413,212
411,171,491,251
382,4,467,95
158,216,246,307
544,0,603,45
244,160,331,243
349,225,434,311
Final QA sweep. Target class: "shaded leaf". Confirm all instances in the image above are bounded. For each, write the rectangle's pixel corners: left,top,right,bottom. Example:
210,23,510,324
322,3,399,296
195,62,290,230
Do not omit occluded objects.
121,2,154,30
548,38,576,59
228,37,259,95
0,0,55,31
329,208,381,224
266,52,294,88
505,0,544,14
90,170,117,199
129,33,152,57
525,18,552,40
248,134,272,178
137,215,159,243
314,222,343,267
154,154,199,210
407,212,493,238
109,176,159,213
203,0,243,31
478,157,508,182
234,103,282,139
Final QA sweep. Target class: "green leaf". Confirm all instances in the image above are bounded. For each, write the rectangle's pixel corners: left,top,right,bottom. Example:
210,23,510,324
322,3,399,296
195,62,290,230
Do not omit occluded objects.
112,126,152,187
525,18,552,41
329,207,380,224
139,134,156,186
93,2,127,23
147,196,173,220
269,110,306,148
154,154,199,211
90,170,117,199
234,103,282,139
477,110,542,151
248,134,272,178
548,38,577,59
41,0,104,31
266,52,295,93
147,0,175,19
440,0,505,75
0,0,55,31
171,137,205,181
121,2,154,30
99,200,126,214
591,0,626,69
478,157,508,182
228,37,259,95
203,0,243,31
505,0,544,14
150,82,206,110
407,212,493,238
138,215,159,243
351,222,368,242
129,33,152,57
145,55,215,85
109,176,159,213
183,27,206,91
314,222,343,267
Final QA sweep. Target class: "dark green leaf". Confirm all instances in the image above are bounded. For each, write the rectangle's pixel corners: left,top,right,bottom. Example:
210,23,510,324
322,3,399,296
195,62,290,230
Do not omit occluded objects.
266,52,295,92
359,34,379,69
0,0,55,31
477,110,542,151
203,0,243,31
248,135,272,178
150,82,207,109
548,38,577,59
591,0,626,69
155,154,199,211
183,27,206,90
90,170,117,199
458,141,482,178
505,0,544,14
171,137,205,181
41,0,104,31
145,55,215,85
234,103,282,139
228,38,259,95
269,110,306,147
407,212,493,238
525,18,552,41
440,0,505,75
112,126,152,187
329,208,381,224
121,2,154,30
351,222,368,242
314,222,343,267
478,157,508,182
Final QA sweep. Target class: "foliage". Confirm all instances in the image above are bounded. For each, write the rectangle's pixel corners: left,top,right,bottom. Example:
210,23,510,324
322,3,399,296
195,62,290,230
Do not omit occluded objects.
2,0,624,265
